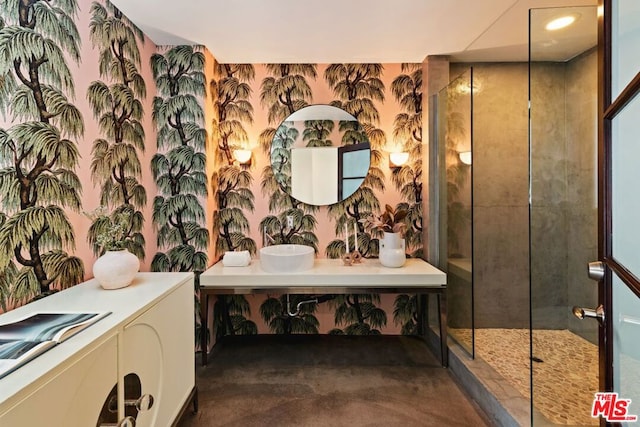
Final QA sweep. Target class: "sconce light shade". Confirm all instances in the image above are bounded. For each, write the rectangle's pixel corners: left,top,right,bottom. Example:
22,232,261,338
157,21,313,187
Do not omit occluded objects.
458,151,472,165
233,149,252,165
389,152,409,168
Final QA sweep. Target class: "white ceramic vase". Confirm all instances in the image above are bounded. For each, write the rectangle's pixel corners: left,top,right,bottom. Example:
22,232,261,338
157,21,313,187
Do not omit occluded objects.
379,232,406,268
382,232,402,249
93,249,140,290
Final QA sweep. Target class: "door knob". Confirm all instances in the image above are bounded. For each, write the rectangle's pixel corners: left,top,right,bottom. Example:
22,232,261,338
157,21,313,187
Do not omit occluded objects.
572,304,605,326
588,261,605,281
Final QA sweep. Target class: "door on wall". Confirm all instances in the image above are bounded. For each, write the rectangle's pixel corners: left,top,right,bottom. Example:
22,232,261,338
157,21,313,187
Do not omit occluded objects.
599,0,640,425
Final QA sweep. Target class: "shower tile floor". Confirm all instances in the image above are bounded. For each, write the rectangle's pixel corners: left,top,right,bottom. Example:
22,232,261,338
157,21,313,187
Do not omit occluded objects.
450,328,598,426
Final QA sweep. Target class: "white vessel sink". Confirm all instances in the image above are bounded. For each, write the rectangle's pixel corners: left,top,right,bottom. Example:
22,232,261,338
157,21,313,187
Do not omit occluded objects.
259,244,315,273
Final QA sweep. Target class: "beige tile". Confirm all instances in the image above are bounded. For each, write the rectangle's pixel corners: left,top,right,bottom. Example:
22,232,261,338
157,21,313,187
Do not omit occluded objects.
450,328,599,426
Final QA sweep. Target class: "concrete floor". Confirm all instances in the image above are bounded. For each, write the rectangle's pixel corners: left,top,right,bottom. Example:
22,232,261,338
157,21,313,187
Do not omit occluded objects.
177,335,490,427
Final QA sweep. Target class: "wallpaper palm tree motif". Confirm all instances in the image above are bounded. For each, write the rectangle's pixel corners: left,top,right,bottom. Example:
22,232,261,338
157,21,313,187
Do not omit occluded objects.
391,63,423,257
390,63,423,334
210,63,258,338
150,46,209,273
257,64,321,333
87,0,147,259
211,63,256,255
269,118,336,196
323,64,387,335
393,293,420,335
0,0,85,308
303,120,334,147
324,64,386,258
329,294,387,335
258,65,319,250
268,123,296,206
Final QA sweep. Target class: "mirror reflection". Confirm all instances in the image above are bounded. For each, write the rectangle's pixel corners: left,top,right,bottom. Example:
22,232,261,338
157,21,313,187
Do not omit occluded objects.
271,105,371,206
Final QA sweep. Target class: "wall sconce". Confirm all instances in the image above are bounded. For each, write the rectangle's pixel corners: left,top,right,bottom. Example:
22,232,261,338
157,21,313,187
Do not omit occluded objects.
458,151,472,165
233,149,252,165
389,152,409,168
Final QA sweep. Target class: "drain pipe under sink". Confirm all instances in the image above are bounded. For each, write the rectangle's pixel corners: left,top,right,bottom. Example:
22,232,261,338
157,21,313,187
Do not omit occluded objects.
286,294,335,317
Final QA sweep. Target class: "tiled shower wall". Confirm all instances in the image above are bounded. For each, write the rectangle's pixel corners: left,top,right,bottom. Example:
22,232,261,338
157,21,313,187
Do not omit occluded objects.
530,48,598,343
564,48,598,344
449,50,597,336
452,62,531,329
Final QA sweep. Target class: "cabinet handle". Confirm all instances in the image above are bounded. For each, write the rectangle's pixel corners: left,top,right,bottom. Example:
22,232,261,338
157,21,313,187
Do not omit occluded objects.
99,416,136,427
125,394,155,412
119,417,136,427
109,393,155,413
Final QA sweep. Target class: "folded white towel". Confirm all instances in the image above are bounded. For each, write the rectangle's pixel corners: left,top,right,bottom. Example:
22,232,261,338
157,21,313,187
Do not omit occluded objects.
222,250,251,267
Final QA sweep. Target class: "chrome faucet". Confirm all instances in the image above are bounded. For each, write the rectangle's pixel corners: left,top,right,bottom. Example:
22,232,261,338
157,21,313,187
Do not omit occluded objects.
264,216,294,246
264,231,276,246
262,230,277,246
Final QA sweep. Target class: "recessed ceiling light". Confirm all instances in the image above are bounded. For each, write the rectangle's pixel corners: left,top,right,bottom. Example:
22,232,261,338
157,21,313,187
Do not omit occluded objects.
545,15,578,31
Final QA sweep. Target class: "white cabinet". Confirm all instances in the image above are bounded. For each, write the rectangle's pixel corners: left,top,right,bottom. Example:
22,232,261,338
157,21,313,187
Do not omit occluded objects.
0,335,118,426
121,276,194,425
0,273,195,427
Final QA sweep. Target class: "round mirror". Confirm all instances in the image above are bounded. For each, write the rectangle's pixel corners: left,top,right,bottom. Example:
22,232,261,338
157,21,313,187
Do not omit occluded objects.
270,105,371,206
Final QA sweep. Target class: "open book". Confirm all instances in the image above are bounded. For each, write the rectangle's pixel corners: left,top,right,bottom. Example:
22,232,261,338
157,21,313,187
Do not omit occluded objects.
0,312,111,380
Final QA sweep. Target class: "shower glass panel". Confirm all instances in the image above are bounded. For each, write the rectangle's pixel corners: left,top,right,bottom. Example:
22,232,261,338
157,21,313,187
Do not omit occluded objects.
529,6,598,426
438,69,473,356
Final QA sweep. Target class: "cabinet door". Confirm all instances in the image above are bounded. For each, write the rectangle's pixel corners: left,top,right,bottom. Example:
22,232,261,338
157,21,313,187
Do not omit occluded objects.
121,278,194,426
120,319,163,426
0,335,118,427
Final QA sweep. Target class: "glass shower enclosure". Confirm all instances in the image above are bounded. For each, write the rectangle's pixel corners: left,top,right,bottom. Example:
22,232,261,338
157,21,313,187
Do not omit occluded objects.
430,7,598,424
437,69,474,357
529,6,599,426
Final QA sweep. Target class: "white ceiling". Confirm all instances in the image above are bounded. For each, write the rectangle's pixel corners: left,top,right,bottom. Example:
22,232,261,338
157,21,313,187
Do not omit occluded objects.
110,0,597,63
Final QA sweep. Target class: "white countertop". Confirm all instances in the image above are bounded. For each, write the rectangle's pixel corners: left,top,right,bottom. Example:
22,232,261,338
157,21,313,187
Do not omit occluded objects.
0,272,193,407
200,258,446,292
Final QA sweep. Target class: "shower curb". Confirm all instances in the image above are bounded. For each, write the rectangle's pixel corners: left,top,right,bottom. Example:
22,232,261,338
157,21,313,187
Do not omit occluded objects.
425,328,530,426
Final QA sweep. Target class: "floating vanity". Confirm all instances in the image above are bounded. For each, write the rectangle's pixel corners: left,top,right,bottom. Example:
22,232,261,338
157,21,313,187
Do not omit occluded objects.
199,258,448,366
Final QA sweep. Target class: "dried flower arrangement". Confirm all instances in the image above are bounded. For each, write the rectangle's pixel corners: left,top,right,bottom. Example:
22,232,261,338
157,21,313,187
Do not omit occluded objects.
360,204,408,237
84,206,132,252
